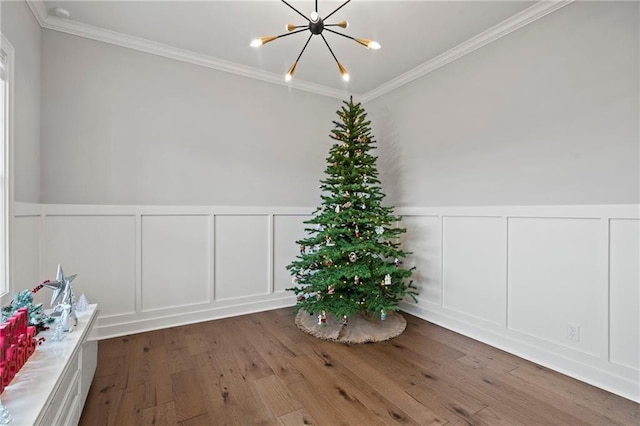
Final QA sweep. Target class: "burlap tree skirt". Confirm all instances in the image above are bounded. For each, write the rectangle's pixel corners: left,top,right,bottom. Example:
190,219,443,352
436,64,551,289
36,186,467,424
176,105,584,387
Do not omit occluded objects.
295,310,407,343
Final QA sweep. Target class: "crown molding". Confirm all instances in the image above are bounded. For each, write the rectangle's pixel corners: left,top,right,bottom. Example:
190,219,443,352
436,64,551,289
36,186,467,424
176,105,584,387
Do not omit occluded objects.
360,0,574,103
25,0,349,100
25,0,47,27
25,0,571,102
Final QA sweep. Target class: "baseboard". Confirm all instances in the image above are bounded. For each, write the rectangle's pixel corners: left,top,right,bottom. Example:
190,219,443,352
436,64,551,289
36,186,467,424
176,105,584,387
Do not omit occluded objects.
400,301,640,403
95,294,297,340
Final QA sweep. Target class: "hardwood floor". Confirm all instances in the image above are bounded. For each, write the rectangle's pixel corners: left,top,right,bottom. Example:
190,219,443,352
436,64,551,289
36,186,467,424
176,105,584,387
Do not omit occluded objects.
79,308,639,425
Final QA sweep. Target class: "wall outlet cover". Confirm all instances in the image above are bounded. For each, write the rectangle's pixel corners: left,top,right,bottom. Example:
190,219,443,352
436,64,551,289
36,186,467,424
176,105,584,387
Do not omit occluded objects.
568,322,580,341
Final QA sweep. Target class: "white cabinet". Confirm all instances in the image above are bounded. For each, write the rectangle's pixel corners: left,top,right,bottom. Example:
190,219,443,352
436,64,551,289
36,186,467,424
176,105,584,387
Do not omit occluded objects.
2,305,98,425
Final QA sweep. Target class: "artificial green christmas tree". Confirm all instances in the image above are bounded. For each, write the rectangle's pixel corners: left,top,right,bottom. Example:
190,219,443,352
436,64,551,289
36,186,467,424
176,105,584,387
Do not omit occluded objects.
287,98,417,325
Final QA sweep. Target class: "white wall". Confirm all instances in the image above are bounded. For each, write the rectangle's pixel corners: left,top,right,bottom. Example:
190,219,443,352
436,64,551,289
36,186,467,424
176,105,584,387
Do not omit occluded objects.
40,30,338,206
367,1,639,207
0,1,41,202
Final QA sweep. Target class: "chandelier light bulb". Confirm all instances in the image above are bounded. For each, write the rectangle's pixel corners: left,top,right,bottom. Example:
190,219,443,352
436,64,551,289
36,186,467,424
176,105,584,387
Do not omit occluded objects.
285,61,298,82
310,11,319,22
354,38,381,50
250,36,278,47
286,23,297,32
337,61,350,82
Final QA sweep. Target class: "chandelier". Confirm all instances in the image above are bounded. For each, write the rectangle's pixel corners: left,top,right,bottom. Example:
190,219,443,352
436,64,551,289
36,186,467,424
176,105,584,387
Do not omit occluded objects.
251,0,381,82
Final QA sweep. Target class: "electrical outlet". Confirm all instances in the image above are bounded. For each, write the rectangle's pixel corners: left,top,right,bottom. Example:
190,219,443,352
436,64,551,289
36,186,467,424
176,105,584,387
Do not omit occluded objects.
568,323,580,341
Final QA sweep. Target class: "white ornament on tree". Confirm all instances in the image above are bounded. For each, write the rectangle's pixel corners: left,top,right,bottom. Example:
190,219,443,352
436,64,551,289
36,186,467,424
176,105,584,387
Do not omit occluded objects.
384,274,392,286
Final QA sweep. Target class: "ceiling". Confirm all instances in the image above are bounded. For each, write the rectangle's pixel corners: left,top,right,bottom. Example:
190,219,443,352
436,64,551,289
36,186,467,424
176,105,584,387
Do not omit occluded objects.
33,1,550,98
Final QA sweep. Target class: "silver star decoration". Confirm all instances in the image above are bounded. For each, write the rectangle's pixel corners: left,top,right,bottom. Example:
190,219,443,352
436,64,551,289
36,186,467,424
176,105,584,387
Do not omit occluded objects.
43,264,80,329
43,264,77,307
42,279,63,306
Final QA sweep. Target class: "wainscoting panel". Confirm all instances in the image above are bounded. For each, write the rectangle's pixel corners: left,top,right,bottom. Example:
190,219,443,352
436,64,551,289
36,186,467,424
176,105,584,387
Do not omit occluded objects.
13,205,298,339
507,217,601,356
12,214,41,291
609,218,639,370
442,216,506,326
141,215,211,311
400,215,441,305
273,215,310,293
11,203,639,402
214,215,269,301
45,215,137,318
399,205,639,402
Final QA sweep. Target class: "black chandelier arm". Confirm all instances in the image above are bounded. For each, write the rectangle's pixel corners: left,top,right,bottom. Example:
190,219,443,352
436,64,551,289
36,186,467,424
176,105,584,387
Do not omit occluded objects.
324,0,352,22
273,28,309,40
315,0,318,13
320,33,340,64
323,27,353,39
281,0,310,22
295,34,314,63
324,28,379,49
324,23,346,28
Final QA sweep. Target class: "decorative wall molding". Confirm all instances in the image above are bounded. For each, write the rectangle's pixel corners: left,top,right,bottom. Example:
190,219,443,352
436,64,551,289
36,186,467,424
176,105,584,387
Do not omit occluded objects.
396,204,639,403
25,0,572,101
397,204,639,219
12,203,312,340
11,202,640,402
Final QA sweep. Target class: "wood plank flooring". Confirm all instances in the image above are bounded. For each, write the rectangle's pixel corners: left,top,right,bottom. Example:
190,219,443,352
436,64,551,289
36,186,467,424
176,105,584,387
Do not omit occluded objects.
79,308,639,425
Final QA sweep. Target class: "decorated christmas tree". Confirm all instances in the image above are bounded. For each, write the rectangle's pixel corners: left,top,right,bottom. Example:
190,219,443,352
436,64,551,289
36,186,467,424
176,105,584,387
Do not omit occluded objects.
287,98,417,324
